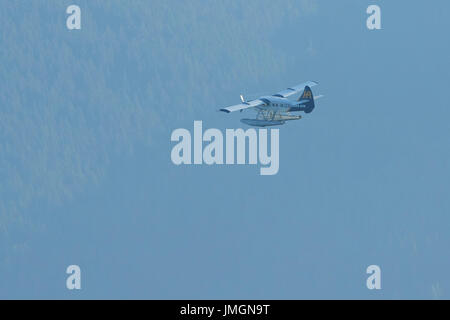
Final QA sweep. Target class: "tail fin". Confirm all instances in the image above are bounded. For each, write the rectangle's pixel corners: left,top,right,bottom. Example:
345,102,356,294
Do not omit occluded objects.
298,86,315,113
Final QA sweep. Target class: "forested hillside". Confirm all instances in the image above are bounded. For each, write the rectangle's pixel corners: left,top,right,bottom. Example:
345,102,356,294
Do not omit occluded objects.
0,1,317,257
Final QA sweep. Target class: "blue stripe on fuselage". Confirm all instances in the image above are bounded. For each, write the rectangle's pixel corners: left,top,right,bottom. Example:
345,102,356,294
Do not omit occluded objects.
287,106,306,112
260,96,298,112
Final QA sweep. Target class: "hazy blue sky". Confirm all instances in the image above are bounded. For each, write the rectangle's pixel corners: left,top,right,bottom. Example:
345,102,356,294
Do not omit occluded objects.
1,0,449,299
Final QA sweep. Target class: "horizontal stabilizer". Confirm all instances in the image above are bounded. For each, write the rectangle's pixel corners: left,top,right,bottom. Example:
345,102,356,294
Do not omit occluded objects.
298,95,324,105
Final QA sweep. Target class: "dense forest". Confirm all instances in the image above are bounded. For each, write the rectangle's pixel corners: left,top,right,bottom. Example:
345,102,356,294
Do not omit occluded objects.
2,1,449,299
0,1,317,255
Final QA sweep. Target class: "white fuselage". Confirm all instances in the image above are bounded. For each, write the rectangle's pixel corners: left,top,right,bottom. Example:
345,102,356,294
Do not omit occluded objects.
259,96,300,113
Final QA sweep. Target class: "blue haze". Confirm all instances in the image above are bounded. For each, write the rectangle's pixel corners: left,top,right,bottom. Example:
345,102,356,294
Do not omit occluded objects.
0,0,449,299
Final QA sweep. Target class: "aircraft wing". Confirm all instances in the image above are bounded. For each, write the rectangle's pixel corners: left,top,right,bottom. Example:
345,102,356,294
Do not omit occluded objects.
273,81,319,98
220,99,266,113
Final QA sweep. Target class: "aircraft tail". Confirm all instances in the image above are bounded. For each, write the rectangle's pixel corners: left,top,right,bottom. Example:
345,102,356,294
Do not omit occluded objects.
298,86,315,113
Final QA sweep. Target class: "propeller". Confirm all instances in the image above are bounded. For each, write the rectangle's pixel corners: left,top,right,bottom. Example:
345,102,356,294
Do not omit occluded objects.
240,95,245,112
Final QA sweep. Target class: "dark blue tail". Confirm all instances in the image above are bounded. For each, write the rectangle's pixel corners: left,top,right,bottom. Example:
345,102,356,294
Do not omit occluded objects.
298,86,315,113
